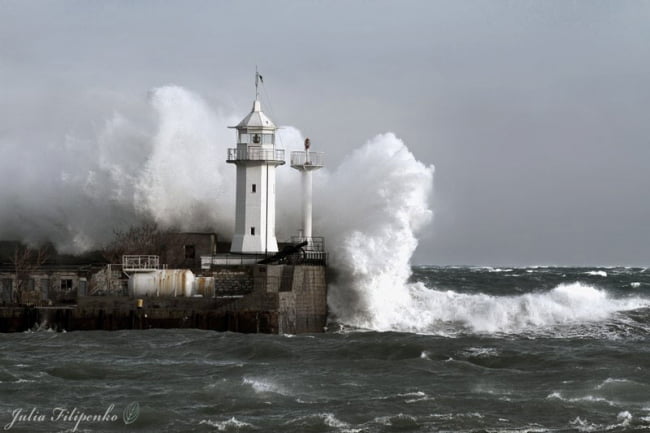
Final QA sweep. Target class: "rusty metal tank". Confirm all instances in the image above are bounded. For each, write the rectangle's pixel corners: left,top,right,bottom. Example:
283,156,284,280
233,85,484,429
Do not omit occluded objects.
128,270,195,297
193,277,215,298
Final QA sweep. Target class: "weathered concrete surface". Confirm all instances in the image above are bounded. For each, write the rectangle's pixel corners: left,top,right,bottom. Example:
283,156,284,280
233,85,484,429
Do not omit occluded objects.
0,264,327,334
0,297,278,333
278,265,328,334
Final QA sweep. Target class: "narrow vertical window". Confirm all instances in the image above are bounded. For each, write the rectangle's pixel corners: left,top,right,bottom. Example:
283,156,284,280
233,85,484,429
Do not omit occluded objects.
251,184,256,193
251,227,255,236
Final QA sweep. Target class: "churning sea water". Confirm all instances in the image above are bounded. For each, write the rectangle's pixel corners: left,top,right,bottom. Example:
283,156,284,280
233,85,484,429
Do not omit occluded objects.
1,266,649,432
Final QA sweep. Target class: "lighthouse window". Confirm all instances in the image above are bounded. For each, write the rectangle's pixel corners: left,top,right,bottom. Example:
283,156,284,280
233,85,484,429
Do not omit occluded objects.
239,133,249,144
261,134,273,144
251,227,255,236
251,184,256,193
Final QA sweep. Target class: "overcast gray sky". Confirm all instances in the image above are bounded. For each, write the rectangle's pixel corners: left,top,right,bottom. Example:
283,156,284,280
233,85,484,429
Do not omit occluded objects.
1,1,649,266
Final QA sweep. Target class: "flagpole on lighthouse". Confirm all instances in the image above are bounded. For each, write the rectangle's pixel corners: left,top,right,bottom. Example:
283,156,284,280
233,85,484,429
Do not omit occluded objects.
255,67,264,100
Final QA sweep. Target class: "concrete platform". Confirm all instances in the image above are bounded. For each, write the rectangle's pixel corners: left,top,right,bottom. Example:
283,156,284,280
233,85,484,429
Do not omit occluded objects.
0,264,327,334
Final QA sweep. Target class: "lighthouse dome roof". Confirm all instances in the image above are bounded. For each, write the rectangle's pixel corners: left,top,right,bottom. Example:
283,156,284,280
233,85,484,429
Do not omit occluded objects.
233,100,276,130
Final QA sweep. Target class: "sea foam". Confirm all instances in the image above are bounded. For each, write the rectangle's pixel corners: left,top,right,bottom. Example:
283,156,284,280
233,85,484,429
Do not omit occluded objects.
341,281,648,334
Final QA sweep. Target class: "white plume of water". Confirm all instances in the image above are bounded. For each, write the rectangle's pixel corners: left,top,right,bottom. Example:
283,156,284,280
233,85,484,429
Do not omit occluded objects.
281,130,648,335
313,133,435,330
286,131,646,334
0,86,238,251
133,87,236,231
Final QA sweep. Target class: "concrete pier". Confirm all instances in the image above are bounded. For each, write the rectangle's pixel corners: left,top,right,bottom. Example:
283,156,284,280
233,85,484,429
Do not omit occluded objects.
0,264,327,334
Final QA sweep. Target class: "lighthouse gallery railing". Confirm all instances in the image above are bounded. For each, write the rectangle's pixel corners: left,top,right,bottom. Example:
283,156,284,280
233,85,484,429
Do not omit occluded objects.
290,151,324,167
227,148,285,163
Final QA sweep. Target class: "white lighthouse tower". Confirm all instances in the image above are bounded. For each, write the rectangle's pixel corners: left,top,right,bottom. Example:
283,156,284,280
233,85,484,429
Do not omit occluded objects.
227,78,285,254
290,138,324,247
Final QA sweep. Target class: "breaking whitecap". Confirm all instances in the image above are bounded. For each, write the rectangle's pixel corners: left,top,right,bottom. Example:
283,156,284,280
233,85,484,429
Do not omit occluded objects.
199,417,255,431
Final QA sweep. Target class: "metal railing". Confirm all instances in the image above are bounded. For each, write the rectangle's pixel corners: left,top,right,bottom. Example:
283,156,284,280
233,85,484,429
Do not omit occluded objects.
201,255,266,269
122,255,160,271
290,236,325,252
301,251,328,266
290,151,324,168
201,249,327,268
227,148,285,163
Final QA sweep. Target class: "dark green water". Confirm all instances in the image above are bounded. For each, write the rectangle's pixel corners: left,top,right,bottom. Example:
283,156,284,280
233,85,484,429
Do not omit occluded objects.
1,266,649,432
